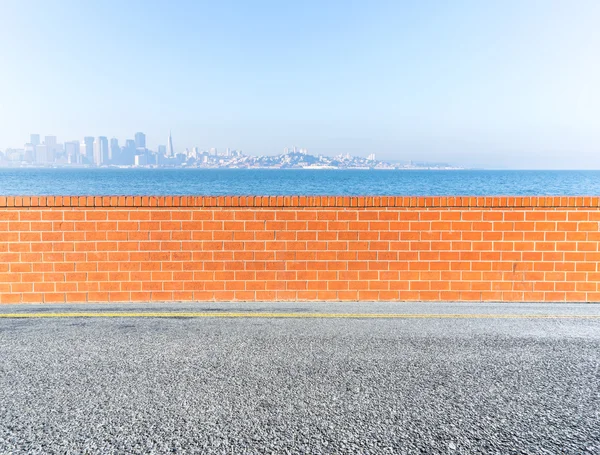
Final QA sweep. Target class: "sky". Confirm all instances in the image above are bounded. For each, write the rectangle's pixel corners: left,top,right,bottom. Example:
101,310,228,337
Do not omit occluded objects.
0,0,599,169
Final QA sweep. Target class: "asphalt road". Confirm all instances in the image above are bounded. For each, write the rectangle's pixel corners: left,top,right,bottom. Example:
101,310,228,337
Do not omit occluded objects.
1,302,599,454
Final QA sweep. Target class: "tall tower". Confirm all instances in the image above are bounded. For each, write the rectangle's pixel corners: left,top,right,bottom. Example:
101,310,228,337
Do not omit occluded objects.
81,137,94,164
135,132,146,149
167,130,174,158
99,137,109,163
93,136,108,166
93,138,101,165
109,138,119,163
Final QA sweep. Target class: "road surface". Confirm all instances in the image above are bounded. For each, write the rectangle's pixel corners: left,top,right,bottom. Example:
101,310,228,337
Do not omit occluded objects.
1,302,599,454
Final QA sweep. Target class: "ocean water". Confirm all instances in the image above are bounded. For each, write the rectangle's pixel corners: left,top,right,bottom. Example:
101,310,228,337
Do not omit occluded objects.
0,168,599,196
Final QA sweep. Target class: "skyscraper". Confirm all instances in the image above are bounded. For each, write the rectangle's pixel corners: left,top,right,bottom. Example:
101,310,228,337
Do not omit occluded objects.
30,134,40,146
167,131,174,157
44,136,57,147
122,139,137,166
93,138,101,166
93,137,108,166
35,145,48,164
24,143,35,163
64,141,80,164
135,132,146,149
43,136,58,163
81,137,94,164
110,138,119,163
100,137,109,164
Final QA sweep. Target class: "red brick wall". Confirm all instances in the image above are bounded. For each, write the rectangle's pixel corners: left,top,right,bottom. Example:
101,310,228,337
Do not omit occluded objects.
1,195,599,303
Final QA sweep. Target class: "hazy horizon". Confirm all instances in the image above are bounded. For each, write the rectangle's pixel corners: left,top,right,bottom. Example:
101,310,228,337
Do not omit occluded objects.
1,0,599,169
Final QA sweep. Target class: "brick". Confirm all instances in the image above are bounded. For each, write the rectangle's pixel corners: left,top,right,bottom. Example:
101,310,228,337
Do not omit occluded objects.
2,203,600,303
567,211,588,221
504,231,524,241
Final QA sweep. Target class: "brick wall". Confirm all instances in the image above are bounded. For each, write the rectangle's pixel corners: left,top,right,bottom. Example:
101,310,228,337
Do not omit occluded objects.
1,195,599,303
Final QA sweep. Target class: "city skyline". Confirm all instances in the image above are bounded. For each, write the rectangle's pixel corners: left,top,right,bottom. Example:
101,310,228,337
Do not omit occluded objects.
0,130,244,164
0,130,460,170
1,1,599,169
0,130,240,158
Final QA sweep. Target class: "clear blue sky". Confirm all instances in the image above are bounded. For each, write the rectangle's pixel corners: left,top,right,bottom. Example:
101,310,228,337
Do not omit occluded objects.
1,0,599,168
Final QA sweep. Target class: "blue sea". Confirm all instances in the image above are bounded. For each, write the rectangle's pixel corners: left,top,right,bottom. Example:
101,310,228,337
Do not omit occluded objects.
0,168,598,196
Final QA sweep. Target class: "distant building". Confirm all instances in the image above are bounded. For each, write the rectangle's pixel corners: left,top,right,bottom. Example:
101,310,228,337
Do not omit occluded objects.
30,134,40,146
5,148,25,163
100,137,109,163
135,147,148,166
147,151,158,166
110,138,119,163
44,136,57,147
120,139,137,166
134,154,147,166
156,146,167,165
81,137,94,164
135,132,146,149
93,136,108,165
24,143,35,163
35,145,48,164
64,141,80,164
167,131,174,157
42,136,58,163
93,138,101,165
367,153,376,161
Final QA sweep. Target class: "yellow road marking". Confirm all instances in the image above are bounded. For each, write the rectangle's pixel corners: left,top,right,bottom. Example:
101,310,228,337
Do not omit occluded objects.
0,312,599,319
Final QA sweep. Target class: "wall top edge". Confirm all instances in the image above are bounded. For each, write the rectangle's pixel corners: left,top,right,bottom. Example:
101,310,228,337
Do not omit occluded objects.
0,195,599,208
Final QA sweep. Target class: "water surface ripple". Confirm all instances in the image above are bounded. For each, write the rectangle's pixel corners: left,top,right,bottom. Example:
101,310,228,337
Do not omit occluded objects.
0,169,597,196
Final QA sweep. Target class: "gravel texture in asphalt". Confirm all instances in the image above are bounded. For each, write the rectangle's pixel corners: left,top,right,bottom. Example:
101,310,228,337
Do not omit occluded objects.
0,303,599,454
